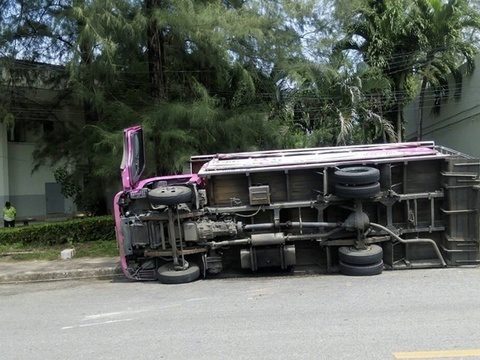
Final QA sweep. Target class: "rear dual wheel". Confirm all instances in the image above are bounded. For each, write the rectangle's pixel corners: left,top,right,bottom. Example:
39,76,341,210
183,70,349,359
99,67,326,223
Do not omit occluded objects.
339,244,383,265
334,166,381,199
339,260,383,276
334,166,380,185
335,182,380,199
338,245,384,276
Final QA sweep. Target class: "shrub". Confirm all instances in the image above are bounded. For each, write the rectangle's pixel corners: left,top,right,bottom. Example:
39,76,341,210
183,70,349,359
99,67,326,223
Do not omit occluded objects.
0,216,115,245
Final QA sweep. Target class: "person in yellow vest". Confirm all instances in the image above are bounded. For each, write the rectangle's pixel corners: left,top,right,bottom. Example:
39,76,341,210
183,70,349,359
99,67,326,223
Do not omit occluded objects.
3,201,16,228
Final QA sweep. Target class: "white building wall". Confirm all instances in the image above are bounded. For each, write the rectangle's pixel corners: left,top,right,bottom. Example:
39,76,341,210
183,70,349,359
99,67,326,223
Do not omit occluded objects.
7,142,75,218
0,123,9,208
1,62,82,221
404,54,480,157
8,142,50,217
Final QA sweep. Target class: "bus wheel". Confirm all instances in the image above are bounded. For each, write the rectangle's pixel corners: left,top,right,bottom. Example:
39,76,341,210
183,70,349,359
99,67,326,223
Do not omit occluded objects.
157,262,200,284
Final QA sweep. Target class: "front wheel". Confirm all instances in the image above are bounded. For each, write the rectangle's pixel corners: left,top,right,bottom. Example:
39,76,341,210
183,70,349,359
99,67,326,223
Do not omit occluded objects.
157,262,200,284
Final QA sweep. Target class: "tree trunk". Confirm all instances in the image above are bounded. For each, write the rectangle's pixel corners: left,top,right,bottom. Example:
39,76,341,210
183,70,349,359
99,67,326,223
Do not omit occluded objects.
76,11,103,213
146,0,166,102
395,75,406,142
417,77,427,141
377,94,386,142
78,15,98,124
80,62,94,121
145,0,167,175
396,107,402,142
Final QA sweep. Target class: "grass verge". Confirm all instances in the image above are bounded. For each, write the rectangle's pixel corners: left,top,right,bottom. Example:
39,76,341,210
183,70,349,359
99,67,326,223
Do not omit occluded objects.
0,240,118,261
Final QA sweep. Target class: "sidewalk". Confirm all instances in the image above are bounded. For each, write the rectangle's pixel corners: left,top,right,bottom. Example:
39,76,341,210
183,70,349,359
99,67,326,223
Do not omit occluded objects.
0,257,123,284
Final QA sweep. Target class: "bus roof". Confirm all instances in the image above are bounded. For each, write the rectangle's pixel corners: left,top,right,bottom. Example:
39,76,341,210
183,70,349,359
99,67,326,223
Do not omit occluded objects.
194,141,464,176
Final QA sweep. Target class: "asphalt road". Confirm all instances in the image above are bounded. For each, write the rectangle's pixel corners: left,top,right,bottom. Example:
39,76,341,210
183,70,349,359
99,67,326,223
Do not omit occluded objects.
1,268,480,360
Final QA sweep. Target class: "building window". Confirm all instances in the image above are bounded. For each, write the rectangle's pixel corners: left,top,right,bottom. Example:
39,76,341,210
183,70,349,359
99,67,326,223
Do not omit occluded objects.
7,121,27,142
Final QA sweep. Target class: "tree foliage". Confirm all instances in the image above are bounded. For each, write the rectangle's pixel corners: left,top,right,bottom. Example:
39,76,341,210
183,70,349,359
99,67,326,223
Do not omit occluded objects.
335,0,480,140
0,0,479,213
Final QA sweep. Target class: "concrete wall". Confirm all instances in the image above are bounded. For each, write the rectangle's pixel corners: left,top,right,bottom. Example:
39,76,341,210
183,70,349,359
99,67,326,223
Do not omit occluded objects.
6,142,74,218
404,54,480,158
0,63,82,220
0,123,9,210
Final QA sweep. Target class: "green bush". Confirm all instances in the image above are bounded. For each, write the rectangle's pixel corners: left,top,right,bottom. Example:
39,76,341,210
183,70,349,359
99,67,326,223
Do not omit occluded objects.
0,216,115,245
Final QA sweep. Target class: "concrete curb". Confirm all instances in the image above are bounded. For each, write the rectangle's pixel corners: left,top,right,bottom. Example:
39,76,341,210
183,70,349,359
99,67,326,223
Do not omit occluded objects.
0,266,124,284
0,257,125,284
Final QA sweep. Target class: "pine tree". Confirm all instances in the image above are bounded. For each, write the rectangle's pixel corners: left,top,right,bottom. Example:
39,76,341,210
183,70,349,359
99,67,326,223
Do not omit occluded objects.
1,0,313,213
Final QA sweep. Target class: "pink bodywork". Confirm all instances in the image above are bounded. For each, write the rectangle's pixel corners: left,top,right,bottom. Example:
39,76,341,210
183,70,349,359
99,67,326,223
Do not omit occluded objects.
115,126,202,279
121,125,141,190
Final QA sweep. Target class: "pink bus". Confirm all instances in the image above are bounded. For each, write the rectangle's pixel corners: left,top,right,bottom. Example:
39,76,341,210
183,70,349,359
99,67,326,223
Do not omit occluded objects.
114,126,480,283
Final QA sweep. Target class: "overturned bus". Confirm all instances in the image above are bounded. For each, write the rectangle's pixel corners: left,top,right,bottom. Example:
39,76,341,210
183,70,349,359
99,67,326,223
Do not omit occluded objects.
114,126,480,283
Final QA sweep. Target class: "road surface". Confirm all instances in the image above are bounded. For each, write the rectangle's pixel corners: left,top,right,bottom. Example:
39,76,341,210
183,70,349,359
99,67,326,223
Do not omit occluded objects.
1,268,480,359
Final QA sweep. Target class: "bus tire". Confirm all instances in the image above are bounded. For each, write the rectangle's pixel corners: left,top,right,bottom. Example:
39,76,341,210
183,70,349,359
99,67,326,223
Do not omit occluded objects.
157,262,200,284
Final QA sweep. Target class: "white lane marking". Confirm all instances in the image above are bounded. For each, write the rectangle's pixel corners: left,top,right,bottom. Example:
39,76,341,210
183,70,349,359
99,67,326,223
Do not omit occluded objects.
82,303,182,322
75,303,182,325
67,302,185,330
83,311,125,320
82,309,148,321
62,318,133,330
154,303,182,310
185,297,209,302
244,287,275,294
